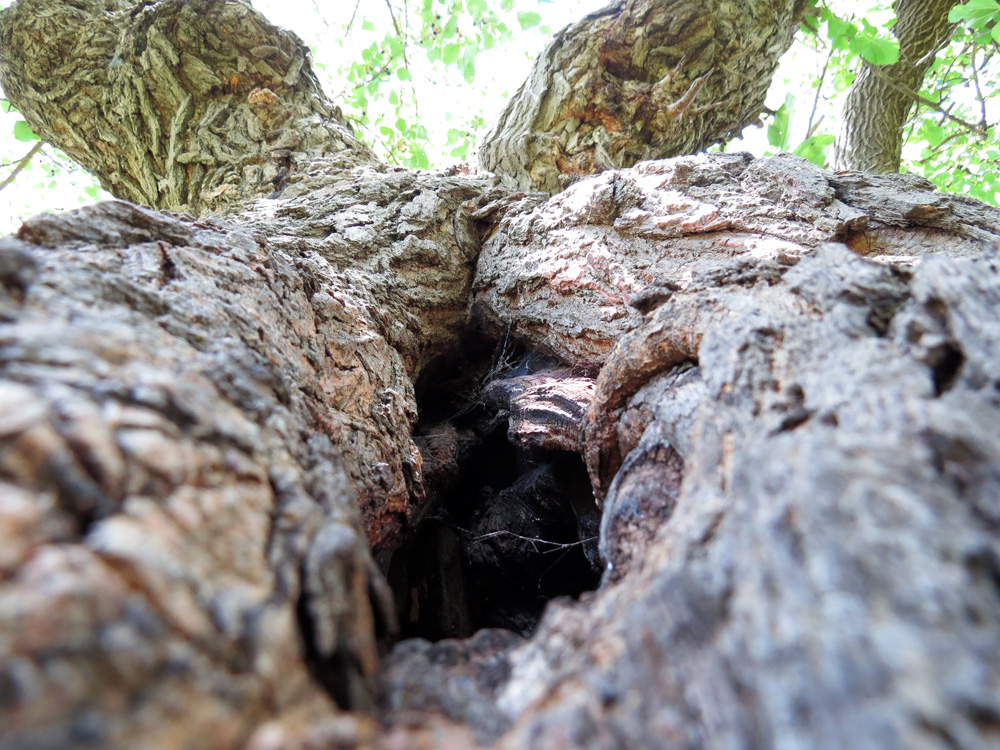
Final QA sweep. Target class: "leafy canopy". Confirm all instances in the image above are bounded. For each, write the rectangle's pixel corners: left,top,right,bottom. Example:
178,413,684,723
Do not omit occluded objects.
758,0,999,204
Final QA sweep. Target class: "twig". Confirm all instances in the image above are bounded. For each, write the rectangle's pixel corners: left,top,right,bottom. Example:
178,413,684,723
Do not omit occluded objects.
383,0,403,38
911,128,964,163
665,68,715,118
969,43,988,129
867,63,987,136
468,529,599,555
806,46,834,139
346,0,362,32
0,141,42,193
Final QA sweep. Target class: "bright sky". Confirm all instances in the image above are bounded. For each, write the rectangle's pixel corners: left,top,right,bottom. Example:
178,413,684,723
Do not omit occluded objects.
0,0,832,234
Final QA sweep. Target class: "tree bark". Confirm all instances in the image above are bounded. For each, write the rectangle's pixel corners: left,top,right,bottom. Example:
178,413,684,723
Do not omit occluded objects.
1,1,1000,750
833,0,957,173
0,0,375,213
479,0,809,193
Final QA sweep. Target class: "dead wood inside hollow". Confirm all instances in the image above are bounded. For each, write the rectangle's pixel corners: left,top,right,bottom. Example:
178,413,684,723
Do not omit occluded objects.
390,347,603,642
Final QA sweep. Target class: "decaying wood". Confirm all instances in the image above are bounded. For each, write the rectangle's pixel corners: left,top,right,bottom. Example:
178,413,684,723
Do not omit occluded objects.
479,0,808,193
482,368,595,453
2,0,1000,748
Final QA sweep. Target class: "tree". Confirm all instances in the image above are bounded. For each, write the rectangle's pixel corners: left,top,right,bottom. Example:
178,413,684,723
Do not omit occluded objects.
833,0,959,173
0,1,999,749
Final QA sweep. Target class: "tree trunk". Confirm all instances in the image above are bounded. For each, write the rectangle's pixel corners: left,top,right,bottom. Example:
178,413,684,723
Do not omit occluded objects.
833,0,957,173
2,2,1000,750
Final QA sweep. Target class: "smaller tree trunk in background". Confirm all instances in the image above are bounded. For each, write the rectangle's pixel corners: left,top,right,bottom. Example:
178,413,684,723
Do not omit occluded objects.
833,0,957,173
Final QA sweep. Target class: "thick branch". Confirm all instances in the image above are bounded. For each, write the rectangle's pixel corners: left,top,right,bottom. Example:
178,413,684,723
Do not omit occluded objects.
478,0,808,194
0,0,376,213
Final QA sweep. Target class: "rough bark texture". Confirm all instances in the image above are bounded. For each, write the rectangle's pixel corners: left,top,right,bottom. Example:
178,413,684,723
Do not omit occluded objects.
0,0,374,213
2,1,1000,749
833,0,958,173
479,0,807,193
380,156,1000,750
0,206,391,748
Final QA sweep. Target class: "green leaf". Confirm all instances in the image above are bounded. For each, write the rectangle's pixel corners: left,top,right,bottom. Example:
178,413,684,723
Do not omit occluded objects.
442,42,461,64
517,11,541,29
396,67,412,81
949,0,1000,28
822,8,855,49
793,134,834,166
386,36,405,58
362,19,375,31
767,94,795,151
13,120,39,142
848,36,899,65
921,121,945,147
409,147,430,169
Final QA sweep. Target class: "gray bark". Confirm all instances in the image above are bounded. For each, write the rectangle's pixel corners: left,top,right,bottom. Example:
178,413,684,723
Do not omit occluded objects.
382,154,1000,750
0,1,999,749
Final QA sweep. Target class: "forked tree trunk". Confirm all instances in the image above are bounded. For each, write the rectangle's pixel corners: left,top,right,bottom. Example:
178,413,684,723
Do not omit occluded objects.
1,2,999,750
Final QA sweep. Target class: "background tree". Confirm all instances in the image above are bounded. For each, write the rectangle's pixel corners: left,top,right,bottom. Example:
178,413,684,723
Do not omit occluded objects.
1,1,1000,750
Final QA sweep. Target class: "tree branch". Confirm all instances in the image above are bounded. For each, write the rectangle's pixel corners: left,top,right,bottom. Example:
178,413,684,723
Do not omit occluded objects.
867,62,987,136
0,139,41,192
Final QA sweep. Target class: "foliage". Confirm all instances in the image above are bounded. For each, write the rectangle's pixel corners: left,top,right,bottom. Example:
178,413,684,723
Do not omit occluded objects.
757,0,999,205
0,98,107,231
318,0,553,169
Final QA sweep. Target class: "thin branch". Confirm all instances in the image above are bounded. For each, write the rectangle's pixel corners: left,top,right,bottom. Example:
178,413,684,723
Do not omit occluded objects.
911,129,964,163
806,46,834,138
345,0,362,31
383,0,402,37
867,63,987,136
969,43,988,129
913,34,958,70
0,141,42,193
